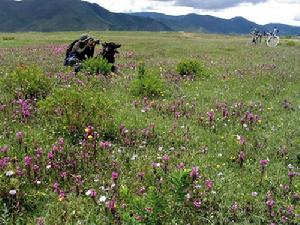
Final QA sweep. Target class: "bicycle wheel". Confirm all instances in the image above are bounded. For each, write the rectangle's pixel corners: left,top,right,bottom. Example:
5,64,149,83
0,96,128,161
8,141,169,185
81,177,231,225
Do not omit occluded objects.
267,36,279,47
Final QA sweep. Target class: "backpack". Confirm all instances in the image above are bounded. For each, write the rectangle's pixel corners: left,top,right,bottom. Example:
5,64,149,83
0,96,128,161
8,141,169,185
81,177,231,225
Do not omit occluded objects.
65,39,80,58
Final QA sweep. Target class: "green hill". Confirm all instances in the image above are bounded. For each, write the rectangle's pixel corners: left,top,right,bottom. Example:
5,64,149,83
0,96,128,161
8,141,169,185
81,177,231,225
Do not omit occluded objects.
0,0,171,32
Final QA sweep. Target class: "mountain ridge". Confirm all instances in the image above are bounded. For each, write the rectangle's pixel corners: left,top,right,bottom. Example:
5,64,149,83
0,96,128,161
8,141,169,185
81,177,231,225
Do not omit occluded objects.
0,0,299,35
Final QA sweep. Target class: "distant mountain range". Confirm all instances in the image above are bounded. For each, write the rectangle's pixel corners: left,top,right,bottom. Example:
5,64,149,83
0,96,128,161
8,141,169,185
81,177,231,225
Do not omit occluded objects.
131,12,300,35
1,0,300,35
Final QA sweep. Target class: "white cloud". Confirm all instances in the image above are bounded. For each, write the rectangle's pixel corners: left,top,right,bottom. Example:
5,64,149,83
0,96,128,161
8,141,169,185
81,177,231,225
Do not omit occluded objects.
150,0,268,9
85,0,300,25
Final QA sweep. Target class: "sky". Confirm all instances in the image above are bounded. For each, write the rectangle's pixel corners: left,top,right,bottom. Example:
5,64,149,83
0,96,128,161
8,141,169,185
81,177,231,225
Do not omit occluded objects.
85,0,300,26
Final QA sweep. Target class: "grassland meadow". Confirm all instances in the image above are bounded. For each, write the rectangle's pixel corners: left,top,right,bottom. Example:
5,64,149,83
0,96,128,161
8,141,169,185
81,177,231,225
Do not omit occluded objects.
0,32,299,224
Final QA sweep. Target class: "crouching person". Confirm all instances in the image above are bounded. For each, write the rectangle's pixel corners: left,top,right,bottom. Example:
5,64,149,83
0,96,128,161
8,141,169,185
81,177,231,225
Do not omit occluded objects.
64,34,99,72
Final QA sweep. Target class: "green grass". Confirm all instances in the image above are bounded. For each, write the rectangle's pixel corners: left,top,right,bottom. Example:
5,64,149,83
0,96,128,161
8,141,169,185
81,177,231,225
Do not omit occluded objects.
0,31,299,224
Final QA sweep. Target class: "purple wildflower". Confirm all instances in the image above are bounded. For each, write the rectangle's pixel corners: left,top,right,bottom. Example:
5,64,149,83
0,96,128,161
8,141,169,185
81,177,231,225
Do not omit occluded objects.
232,202,238,213
162,155,169,161
24,156,32,167
16,131,24,144
260,159,269,168
266,199,275,209
0,146,9,154
205,179,213,191
238,151,246,167
190,167,200,181
107,198,117,214
0,157,10,169
137,172,145,180
207,110,215,123
48,151,54,159
100,141,112,149
193,199,202,209
53,182,60,193
112,171,119,181
177,162,185,169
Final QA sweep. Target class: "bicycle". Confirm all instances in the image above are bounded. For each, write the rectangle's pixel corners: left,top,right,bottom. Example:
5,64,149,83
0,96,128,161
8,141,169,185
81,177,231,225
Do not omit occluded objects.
266,32,280,47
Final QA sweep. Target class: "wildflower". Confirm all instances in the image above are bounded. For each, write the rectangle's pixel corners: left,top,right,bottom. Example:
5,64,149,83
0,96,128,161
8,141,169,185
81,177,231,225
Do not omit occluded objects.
266,198,275,217
137,172,145,181
58,137,64,146
288,171,298,178
205,179,213,191
195,184,201,189
106,198,117,214
53,182,60,193
266,198,275,210
48,151,54,159
231,202,238,214
283,99,293,110
281,216,288,224
222,106,229,118
288,164,294,169
193,199,201,208
151,162,160,175
16,166,23,176
237,135,246,145
6,170,15,177
0,146,9,154
145,207,153,213
131,154,138,160
207,110,215,123
152,162,160,168
24,156,32,167
58,190,66,201
35,147,43,158
18,99,30,118
285,205,294,214
281,184,289,191
260,159,269,168
139,186,146,195
112,171,119,181
0,157,10,169
190,167,200,182
162,155,169,161
119,124,128,135
288,171,298,185
36,217,45,225
84,126,94,135
52,144,60,152
177,162,185,169
238,151,246,167
85,189,96,197
135,215,143,222
100,141,112,149
16,131,24,144
185,193,191,199
9,190,17,196
251,192,258,197
33,164,40,173
99,196,107,203
60,172,67,178
259,159,269,177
